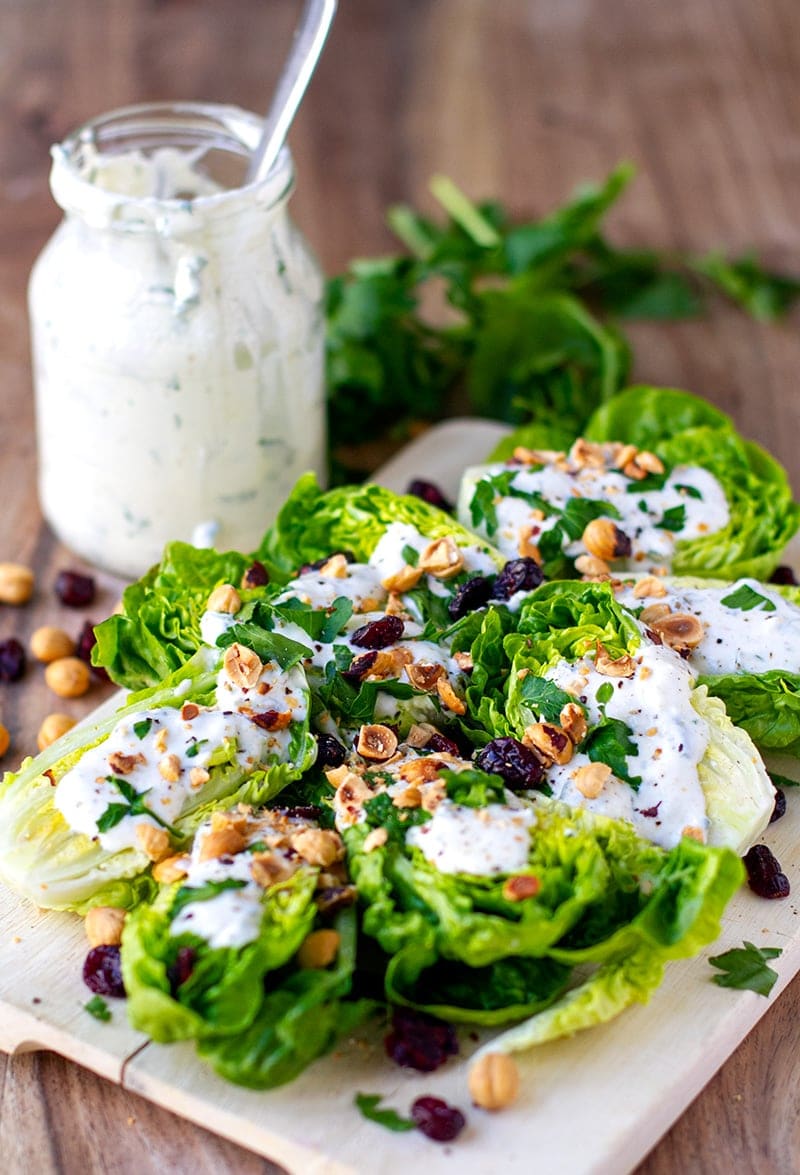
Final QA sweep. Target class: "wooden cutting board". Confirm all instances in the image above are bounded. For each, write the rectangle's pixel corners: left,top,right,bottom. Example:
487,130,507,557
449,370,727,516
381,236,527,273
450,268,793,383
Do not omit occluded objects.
2,419,798,1175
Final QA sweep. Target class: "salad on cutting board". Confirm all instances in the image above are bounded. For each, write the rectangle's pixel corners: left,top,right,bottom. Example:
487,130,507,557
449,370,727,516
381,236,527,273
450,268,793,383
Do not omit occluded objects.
1,385,799,1140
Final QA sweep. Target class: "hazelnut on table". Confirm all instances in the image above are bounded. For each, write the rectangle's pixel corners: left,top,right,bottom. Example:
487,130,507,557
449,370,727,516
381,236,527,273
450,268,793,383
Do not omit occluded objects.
30,625,75,663
37,713,76,751
0,723,10,758
44,656,91,698
0,562,34,606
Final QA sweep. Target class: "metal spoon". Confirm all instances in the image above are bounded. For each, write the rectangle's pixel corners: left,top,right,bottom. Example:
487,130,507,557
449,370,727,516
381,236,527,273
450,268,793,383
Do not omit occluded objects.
246,0,338,185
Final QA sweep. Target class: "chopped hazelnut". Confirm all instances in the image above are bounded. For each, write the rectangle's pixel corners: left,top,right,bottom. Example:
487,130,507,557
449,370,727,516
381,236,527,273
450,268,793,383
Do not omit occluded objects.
319,553,349,578
223,642,263,689
595,642,636,678
297,928,340,969
357,723,398,761
522,722,573,765
206,583,242,614
635,450,665,475
393,785,422,809
189,766,210,789
152,854,190,884
381,564,424,593
158,753,182,783
632,576,667,599
574,762,612,798
181,702,200,721
290,827,344,867
559,702,588,746
418,536,464,579
574,554,611,579
569,438,607,469
454,651,474,672
251,852,297,887
0,723,9,758
363,827,388,853
650,612,705,651
502,875,540,902
406,661,445,691
436,677,466,715
639,602,672,626
406,722,438,748
136,823,172,862
84,906,126,948
682,825,705,843
108,751,146,776
198,825,247,862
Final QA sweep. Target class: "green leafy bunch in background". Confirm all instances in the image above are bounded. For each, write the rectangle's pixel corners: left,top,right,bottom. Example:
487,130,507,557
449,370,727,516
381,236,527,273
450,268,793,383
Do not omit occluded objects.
325,164,800,479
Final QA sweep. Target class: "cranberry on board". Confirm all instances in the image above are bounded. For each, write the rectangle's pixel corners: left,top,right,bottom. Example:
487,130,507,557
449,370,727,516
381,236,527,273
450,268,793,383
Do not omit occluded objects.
411,1096,466,1142
55,569,96,607
744,844,790,899
0,638,26,682
83,945,126,997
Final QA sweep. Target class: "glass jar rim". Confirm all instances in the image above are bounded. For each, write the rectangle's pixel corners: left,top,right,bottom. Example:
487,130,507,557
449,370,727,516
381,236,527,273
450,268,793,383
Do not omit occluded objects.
50,100,294,230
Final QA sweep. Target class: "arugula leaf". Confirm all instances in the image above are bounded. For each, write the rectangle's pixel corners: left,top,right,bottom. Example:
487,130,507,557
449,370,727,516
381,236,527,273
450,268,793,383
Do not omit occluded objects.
84,995,112,1022
584,717,642,789
709,940,782,996
171,878,248,920
355,1093,416,1133
133,719,152,740
720,584,777,613
655,504,687,532
320,597,355,643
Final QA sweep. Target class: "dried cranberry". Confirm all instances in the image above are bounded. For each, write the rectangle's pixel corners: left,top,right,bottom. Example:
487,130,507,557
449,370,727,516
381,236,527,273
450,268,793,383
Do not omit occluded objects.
475,736,545,790
0,638,25,682
167,946,196,994
55,569,96,608
298,550,355,575
770,789,787,824
448,575,494,621
384,1008,459,1072
342,650,378,683
744,844,790,899
425,731,462,757
76,620,110,682
769,565,798,586
250,710,286,731
411,1096,465,1143
242,561,270,589
316,733,346,768
83,945,126,997
490,557,544,601
406,479,454,514
315,885,358,915
350,615,405,649
276,805,323,821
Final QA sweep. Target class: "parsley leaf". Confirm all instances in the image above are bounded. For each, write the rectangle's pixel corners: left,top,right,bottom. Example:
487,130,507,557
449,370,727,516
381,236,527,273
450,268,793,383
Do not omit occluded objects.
655,504,687,532
720,584,777,613
355,1093,416,1133
709,940,782,996
97,776,181,836
171,878,248,920
84,995,112,1022
401,544,420,567
133,718,152,740
519,676,579,723
559,497,620,540
584,716,642,789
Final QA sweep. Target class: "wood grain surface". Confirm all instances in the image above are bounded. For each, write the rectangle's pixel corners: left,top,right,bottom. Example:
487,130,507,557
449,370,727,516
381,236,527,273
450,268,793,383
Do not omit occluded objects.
1,0,799,1171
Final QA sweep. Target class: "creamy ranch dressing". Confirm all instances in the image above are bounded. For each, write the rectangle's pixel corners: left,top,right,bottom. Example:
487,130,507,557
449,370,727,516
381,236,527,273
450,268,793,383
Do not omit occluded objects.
461,460,729,571
407,796,536,876
30,105,326,577
54,657,306,852
616,578,800,676
539,641,709,847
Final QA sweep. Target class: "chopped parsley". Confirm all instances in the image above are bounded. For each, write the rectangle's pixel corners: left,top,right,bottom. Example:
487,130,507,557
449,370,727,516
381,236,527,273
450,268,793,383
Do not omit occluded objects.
675,483,703,499
355,1093,416,1133
171,878,248,919
401,544,420,567
133,718,152,740
520,675,580,724
97,776,181,836
720,584,777,613
709,940,782,997
655,504,687,532
185,739,208,759
584,716,642,789
84,995,112,1022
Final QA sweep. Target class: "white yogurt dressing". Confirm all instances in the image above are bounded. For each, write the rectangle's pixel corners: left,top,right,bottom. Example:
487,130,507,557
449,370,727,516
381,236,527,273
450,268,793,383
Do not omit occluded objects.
462,460,729,571
30,120,326,578
275,563,387,613
538,641,709,847
54,657,307,852
616,577,800,676
169,850,265,949
407,795,536,876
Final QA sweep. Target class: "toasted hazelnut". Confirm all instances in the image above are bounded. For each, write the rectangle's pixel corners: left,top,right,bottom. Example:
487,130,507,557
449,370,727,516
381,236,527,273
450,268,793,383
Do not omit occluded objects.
84,906,126,948
398,757,443,786
363,827,388,853
319,553,349,578
334,771,374,825
108,751,146,776
367,648,414,680
569,438,606,469
559,702,587,746
158,753,182,783
418,536,464,580
381,564,424,593
357,723,398,761
198,825,247,862
454,651,474,672
436,677,466,715
595,642,636,678
623,459,648,481
574,554,610,579
181,702,200,721
650,612,705,651
393,785,422,809
632,576,667,599
522,722,573,766
384,592,411,618
582,519,632,562
210,810,248,835
0,562,34,605
0,723,9,758
420,779,447,812
406,661,445,691
223,642,263,689
359,595,383,613
512,446,564,466
297,928,340,969
251,852,298,887
189,766,210,789
325,763,354,788
36,712,76,751
136,823,172,862
154,727,169,753
206,583,242,614
152,854,190,884
574,762,612,798
639,602,672,626
405,722,438,749
30,625,75,663
635,450,665,475
502,875,540,902
614,443,639,471
291,827,344,867
468,1052,520,1111
44,656,91,699
517,526,542,562
682,825,705,843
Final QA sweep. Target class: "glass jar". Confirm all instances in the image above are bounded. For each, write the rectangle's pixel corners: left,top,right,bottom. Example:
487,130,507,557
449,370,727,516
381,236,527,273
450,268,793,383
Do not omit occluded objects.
29,101,326,578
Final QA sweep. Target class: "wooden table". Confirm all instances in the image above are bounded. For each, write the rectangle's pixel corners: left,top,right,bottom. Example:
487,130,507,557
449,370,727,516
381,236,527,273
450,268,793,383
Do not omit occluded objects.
1,1,799,1170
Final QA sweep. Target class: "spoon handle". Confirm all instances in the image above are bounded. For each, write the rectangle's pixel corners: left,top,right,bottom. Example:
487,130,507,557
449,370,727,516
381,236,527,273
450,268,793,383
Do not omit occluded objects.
246,0,338,185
